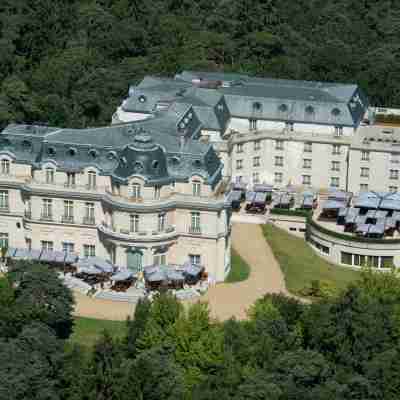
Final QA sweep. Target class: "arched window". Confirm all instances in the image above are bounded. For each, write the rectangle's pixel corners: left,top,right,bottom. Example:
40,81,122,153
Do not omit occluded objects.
152,160,159,170
87,170,97,189
0,158,10,175
131,183,141,200
88,149,98,158
68,147,77,156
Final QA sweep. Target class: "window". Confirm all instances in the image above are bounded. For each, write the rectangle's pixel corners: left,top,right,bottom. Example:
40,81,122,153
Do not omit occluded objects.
334,126,343,136
331,177,340,187
0,190,9,210
45,168,54,184
275,140,284,150
253,156,261,167
83,245,95,258
41,241,53,251
341,252,352,265
360,167,370,178
189,254,201,265
390,169,399,180
275,156,283,167
249,119,257,131
0,159,10,175
236,143,244,153
274,172,283,184
391,153,399,163
0,233,8,250
254,140,261,151
331,161,340,172
304,142,312,153
42,199,52,220
192,181,201,197
154,185,161,199
66,172,76,188
190,212,201,234
389,185,398,193
381,256,394,268
353,254,366,267
303,159,312,169
130,214,139,233
236,159,243,170
25,238,31,251
361,151,370,161
360,184,369,192
88,171,97,189
84,202,95,224
154,252,167,265
302,175,311,185
62,242,75,254
253,172,260,184
63,200,74,222
131,183,141,199
158,213,166,232
332,144,341,155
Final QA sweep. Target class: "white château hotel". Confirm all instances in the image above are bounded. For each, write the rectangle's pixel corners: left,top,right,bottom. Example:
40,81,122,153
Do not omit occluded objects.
1,70,399,279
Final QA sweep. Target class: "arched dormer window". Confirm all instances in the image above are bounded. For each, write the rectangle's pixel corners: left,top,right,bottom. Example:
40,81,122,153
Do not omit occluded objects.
279,103,288,112
87,170,97,189
152,160,159,170
131,183,141,200
68,147,77,157
305,105,315,115
193,159,202,169
253,101,262,112
134,161,144,173
21,140,31,150
0,158,10,175
88,149,98,158
47,147,56,156
331,108,341,116
107,151,117,160
192,179,201,197
45,166,55,184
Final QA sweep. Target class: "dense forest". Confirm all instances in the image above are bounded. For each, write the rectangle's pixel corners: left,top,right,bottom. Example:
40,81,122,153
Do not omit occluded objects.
1,262,400,399
1,0,400,130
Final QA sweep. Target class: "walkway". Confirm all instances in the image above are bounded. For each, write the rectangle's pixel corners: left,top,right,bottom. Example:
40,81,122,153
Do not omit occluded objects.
73,223,289,321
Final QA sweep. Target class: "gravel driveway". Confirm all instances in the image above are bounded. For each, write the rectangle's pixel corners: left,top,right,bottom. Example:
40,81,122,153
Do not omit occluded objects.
73,222,289,321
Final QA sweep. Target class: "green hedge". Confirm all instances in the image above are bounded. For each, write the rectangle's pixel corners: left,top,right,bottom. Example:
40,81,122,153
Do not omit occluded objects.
306,215,400,244
270,208,311,218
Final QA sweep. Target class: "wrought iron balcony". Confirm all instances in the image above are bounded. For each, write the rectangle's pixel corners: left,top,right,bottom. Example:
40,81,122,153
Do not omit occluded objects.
40,213,53,221
61,215,74,224
188,226,202,235
82,216,96,225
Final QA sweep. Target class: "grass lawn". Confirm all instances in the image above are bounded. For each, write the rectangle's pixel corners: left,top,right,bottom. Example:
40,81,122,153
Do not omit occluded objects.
69,317,126,347
262,224,360,297
225,248,251,283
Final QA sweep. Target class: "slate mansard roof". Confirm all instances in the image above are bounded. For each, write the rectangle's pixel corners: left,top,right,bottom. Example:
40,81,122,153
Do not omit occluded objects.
0,111,223,187
122,71,369,129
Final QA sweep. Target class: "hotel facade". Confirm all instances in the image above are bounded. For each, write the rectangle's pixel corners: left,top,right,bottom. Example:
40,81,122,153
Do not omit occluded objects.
0,111,231,282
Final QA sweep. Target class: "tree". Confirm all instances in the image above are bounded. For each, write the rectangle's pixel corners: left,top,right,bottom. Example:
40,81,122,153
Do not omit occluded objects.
9,262,75,339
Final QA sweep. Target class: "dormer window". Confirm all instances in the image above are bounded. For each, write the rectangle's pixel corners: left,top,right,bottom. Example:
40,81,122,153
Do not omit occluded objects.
152,160,159,170
107,151,117,160
305,105,315,114
138,95,146,103
279,103,288,112
68,148,77,156
193,180,201,197
47,147,56,156
0,159,10,175
22,140,31,149
45,167,54,184
131,183,141,200
332,108,341,116
193,159,202,168
88,149,98,158
253,102,262,112
134,161,143,173
88,171,97,189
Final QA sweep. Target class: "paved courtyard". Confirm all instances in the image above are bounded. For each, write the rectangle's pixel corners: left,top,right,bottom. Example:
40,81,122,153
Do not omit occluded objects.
73,222,289,321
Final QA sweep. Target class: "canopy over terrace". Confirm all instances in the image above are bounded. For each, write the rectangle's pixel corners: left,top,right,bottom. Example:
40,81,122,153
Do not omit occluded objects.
110,270,135,281
7,248,78,264
74,257,114,273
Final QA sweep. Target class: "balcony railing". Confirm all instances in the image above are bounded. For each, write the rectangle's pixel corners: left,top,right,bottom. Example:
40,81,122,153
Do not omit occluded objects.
189,226,202,235
24,211,32,219
64,182,77,189
40,213,53,221
61,215,74,224
82,216,96,225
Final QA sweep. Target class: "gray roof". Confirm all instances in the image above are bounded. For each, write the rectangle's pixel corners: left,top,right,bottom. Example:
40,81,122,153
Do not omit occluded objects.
123,71,368,131
0,109,223,186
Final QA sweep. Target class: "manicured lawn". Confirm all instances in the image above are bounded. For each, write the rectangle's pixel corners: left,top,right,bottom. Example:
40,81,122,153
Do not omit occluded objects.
262,224,360,297
225,248,251,283
69,317,126,347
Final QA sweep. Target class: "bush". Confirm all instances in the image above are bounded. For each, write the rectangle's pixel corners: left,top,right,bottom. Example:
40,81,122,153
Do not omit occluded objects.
270,208,311,218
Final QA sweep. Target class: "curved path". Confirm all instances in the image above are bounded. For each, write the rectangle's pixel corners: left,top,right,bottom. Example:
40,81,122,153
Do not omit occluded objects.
73,223,289,321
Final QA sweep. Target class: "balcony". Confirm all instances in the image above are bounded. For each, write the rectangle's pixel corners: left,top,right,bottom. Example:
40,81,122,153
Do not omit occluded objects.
188,226,202,235
82,216,96,225
40,214,53,222
98,222,177,242
61,215,75,224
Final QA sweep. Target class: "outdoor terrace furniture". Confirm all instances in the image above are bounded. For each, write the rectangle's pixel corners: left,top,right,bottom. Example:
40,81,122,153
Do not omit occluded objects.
320,200,346,218
368,223,385,238
355,223,371,236
253,184,273,193
227,190,243,211
245,191,256,202
245,192,268,214
274,193,293,209
111,270,135,282
327,190,352,205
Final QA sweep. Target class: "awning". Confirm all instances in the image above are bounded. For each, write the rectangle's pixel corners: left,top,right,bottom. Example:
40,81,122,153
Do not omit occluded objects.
322,200,344,210
111,270,135,281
